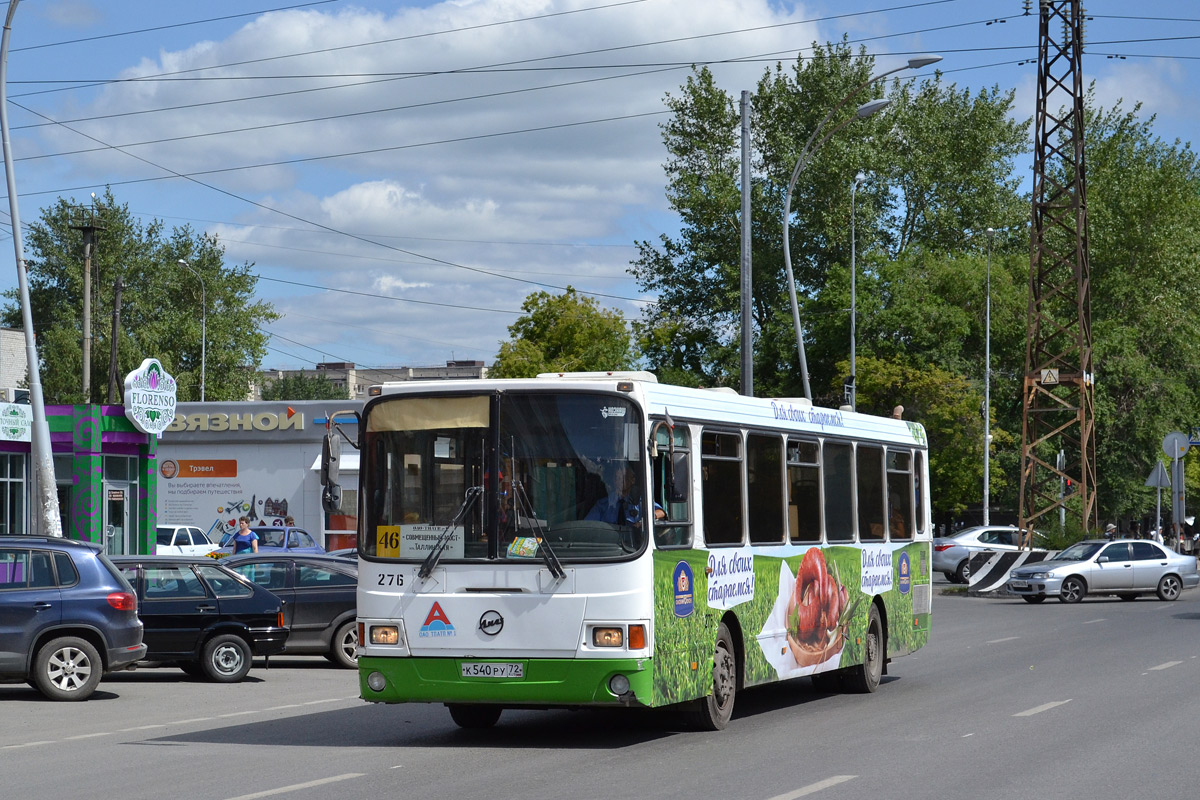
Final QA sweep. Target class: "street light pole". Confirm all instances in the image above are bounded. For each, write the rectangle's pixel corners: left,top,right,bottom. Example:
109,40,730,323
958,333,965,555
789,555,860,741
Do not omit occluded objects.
2,0,61,536
178,259,205,402
984,227,994,525
849,171,866,410
782,55,942,401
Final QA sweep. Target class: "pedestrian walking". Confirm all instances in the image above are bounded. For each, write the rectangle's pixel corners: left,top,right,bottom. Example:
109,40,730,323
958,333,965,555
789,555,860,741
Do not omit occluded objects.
231,516,258,554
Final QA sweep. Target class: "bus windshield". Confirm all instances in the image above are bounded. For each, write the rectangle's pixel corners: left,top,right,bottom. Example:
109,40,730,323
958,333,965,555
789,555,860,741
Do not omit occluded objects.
362,391,646,562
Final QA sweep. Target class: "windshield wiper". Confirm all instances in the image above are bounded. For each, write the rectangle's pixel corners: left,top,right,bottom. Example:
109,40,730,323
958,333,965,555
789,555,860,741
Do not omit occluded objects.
418,486,484,580
511,480,565,580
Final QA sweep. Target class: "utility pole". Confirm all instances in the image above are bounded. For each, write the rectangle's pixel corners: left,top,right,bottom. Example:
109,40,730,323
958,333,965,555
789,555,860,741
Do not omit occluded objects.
739,90,753,397
107,277,123,403
1018,0,1097,545
70,201,104,402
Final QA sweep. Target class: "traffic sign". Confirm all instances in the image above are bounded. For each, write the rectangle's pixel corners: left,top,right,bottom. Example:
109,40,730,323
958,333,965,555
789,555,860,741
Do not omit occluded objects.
1145,461,1171,489
1163,431,1190,459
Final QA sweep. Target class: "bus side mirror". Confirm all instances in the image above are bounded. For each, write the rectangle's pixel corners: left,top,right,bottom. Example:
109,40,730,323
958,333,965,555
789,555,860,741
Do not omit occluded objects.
323,484,343,513
321,432,341,487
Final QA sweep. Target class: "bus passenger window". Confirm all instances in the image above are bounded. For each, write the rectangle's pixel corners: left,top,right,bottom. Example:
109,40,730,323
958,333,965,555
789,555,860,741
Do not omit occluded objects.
857,445,886,541
702,430,743,546
787,439,821,543
652,421,691,548
886,449,914,541
747,434,785,544
914,451,927,536
823,441,854,542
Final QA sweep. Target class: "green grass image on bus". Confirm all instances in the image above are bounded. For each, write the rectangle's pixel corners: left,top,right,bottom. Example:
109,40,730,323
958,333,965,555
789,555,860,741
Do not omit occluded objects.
651,542,930,707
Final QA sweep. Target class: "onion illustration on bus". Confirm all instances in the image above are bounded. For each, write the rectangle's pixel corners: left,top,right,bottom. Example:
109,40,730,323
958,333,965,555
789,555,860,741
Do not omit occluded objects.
785,548,858,668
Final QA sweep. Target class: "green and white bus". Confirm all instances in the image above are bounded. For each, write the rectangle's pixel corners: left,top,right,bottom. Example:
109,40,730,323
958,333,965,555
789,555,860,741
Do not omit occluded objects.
351,372,932,729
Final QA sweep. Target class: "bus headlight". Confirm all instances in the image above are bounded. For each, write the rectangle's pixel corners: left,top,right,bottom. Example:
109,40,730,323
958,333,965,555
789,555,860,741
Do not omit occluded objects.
367,672,387,692
370,625,400,645
592,627,623,647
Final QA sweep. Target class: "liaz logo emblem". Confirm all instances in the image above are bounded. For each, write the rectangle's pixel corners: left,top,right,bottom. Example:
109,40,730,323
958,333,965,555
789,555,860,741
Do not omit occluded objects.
478,610,504,636
419,602,456,638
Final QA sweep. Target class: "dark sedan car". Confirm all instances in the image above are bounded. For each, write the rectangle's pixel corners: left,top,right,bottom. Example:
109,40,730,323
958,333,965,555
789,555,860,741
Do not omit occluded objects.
223,554,358,668
111,555,288,682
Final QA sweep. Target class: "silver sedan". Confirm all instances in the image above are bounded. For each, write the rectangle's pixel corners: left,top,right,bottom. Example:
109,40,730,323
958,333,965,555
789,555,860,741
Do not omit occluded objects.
1006,539,1200,604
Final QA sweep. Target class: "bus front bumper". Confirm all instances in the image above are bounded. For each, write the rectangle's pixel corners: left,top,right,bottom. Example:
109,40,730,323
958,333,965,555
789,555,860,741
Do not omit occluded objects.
358,656,654,707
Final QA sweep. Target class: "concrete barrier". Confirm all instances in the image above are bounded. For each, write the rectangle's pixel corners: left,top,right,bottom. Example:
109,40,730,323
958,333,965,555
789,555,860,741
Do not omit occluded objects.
967,550,1054,595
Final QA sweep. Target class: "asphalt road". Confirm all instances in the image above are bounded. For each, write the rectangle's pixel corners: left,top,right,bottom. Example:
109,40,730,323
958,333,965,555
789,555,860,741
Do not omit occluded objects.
4,587,1200,800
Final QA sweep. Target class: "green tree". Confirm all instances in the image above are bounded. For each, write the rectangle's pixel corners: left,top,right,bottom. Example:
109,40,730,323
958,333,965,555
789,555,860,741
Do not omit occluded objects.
632,41,1028,399
853,355,1016,519
2,190,277,403
260,373,350,401
1082,99,1200,519
492,287,637,378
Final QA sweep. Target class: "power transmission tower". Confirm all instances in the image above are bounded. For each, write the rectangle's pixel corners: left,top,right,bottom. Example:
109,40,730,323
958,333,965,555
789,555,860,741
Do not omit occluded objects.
1018,0,1097,545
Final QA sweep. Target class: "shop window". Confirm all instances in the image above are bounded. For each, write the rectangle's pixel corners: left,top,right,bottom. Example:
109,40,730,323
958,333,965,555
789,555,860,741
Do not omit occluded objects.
0,454,26,536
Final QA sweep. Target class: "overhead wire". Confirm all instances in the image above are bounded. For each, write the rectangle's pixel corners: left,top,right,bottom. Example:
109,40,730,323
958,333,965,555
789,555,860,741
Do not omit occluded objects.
4,99,655,304
9,1,344,53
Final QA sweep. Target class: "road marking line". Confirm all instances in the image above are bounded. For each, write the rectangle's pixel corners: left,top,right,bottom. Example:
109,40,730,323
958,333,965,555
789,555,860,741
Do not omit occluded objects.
302,698,339,705
63,732,111,740
2,740,54,749
986,636,1019,643
1149,661,1182,671
1083,618,1105,624
222,773,365,800
172,718,214,724
1014,700,1071,717
119,725,167,731
265,704,303,710
765,775,857,800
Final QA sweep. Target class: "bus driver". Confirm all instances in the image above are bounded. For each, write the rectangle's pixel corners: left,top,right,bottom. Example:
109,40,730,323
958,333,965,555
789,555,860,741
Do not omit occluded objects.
585,464,666,525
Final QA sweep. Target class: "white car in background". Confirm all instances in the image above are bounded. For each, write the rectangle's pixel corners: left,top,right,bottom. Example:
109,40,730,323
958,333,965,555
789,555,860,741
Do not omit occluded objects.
154,525,219,556
933,525,1039,584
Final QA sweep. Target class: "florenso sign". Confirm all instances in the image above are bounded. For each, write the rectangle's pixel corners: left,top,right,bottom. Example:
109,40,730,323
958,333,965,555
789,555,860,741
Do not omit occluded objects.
123,358,178,438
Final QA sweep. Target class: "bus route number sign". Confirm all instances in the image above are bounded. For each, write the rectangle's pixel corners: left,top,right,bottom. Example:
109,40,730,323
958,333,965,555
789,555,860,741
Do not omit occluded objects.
460,662,524,679
377,526,402,558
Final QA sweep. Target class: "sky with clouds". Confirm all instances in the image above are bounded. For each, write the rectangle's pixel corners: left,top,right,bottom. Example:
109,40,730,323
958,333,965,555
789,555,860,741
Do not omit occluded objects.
1,0,1196,375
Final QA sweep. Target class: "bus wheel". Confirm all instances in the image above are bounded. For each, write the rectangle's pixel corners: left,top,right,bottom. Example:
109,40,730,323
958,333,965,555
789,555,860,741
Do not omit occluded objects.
843,605,883,694
447,704,502,729
688,622,736,730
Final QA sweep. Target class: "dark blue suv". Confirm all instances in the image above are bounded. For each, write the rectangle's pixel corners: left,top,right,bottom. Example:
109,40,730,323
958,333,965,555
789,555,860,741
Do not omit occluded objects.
0,536,146,701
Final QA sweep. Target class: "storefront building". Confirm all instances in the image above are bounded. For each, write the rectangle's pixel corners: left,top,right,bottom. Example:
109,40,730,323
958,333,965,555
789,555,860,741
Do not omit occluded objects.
0,403,156,553
155,400,363,550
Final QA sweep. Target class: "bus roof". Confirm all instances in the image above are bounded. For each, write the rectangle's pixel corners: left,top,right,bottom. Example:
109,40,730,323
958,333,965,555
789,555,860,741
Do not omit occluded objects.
368,373,927,448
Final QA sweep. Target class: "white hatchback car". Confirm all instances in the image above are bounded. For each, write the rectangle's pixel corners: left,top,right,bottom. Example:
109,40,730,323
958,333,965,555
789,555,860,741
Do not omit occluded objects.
155,525,219,556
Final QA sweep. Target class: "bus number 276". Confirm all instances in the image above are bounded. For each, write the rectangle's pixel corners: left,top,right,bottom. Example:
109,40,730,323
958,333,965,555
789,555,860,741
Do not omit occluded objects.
377,573,405,587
